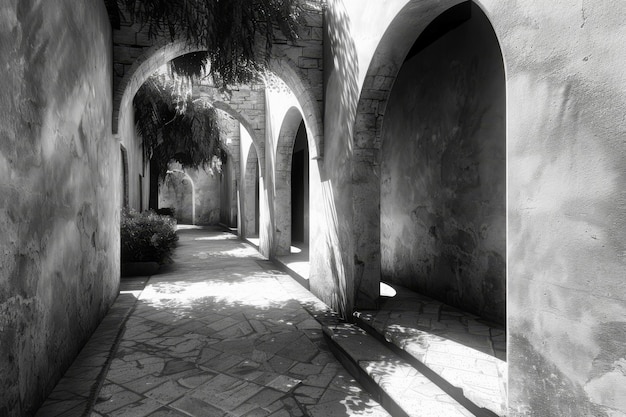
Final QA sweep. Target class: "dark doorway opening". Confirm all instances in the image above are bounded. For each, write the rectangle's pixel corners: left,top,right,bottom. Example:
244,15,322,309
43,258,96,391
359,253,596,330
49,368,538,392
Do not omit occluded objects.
290,122,309,245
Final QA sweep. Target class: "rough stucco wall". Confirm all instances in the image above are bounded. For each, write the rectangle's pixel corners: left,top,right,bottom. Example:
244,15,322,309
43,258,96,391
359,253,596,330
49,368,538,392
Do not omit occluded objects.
0,1,118,415
499,0,626,415
159,168,221,225
380,6,506,324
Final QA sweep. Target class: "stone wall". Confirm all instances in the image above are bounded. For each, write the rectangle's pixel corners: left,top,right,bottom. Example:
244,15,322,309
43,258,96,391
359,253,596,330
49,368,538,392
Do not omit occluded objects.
380,4,506,324
0,1,118,415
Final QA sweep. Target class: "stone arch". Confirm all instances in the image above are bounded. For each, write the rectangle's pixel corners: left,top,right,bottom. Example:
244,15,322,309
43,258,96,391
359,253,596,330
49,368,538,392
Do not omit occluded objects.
210,100,265,176
267,60,323,160
273,107,305,255
351,0,506,309
113,39,202,136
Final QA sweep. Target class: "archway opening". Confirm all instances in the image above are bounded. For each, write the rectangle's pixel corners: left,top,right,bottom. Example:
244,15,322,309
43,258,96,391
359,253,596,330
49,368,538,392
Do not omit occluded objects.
376,2,507,413
380,0,506,326
160,169,196,224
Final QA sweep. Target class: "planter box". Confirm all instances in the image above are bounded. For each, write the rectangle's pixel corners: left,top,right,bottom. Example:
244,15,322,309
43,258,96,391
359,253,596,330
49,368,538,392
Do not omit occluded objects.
121,261,160,277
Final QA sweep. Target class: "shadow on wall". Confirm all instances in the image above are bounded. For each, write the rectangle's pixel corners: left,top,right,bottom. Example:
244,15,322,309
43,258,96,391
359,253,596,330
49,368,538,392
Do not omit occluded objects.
316,0,360,318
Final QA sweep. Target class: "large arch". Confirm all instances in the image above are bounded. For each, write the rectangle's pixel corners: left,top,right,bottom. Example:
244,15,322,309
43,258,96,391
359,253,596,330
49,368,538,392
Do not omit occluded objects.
350,0,505,308
348,1,508,414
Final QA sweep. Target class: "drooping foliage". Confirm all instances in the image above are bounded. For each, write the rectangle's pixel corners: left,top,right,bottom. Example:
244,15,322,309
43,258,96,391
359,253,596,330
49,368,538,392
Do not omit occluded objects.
133,72,222,180
119,0,303,85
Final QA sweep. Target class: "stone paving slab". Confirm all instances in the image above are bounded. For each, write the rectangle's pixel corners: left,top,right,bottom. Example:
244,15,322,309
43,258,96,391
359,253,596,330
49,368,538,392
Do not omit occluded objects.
354,283,507,416
35,284,142,417
38,227,389,417
323,323,475,417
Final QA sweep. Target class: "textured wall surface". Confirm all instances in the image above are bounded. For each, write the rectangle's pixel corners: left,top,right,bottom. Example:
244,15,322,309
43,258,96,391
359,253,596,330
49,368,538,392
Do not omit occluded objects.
0,1,118,415
500,0,626,415
380,5,506,324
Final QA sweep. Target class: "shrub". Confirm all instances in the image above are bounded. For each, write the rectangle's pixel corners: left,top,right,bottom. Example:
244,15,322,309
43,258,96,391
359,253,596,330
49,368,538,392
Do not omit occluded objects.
121,209,179,264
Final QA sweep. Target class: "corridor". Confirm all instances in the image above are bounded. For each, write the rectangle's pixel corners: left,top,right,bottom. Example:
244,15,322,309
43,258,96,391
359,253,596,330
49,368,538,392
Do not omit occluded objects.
36,227,389,417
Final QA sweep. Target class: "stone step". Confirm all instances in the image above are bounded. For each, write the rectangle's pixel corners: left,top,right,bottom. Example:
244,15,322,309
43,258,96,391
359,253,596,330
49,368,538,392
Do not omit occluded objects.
323,322,482,417
354,309,505,416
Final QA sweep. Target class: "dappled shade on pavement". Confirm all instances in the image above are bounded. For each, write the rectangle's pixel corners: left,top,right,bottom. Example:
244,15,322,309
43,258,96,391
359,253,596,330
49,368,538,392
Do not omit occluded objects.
92,227,389,417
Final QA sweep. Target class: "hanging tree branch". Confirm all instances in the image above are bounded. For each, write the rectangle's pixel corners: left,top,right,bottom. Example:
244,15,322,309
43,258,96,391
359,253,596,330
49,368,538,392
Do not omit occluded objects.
119,0,303,86
134,74,223,180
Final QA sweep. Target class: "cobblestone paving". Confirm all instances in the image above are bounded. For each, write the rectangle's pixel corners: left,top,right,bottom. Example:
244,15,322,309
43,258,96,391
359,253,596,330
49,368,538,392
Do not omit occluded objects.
91,227,389,417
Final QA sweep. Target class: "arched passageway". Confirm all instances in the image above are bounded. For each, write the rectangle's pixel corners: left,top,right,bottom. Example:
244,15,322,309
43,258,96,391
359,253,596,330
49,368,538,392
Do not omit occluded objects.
160,169,196,224
380,1,506,325
274,107,310,256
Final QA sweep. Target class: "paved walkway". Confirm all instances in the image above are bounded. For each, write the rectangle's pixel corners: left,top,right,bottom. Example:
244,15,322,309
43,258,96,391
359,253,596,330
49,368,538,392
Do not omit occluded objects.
38,226,389,417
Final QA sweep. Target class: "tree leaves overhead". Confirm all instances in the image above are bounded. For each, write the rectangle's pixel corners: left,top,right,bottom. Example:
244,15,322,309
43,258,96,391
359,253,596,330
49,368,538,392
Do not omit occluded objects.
134,73,222,180
170,51,209,79
119,0,303,85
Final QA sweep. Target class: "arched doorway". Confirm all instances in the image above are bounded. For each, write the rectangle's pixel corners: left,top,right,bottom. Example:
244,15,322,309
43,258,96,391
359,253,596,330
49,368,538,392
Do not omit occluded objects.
160,169,195,224
273,106,311,257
